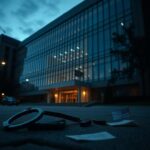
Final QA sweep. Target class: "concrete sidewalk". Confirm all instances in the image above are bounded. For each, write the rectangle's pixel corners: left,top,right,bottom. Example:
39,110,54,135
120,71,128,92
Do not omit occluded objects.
0,105,150,150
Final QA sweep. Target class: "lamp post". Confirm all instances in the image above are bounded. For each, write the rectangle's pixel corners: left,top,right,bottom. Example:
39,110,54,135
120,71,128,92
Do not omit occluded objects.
0,60,6,97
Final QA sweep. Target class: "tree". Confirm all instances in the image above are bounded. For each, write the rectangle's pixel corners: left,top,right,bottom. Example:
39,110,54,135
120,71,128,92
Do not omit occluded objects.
110,23,149,96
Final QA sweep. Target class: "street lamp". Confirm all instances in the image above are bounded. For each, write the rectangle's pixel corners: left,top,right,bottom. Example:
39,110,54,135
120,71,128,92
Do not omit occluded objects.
1,93,5,96
1,61,6,66
0,61,6,97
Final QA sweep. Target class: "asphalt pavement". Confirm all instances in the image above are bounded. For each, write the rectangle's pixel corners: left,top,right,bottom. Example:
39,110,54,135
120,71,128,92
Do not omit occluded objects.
0,104,150,150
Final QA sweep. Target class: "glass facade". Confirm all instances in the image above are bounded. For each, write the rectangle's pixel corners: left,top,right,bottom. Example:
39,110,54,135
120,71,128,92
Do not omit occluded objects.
16,0,138,103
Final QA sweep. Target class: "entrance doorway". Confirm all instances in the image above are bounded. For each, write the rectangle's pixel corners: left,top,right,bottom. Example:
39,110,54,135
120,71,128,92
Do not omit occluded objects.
60,90,77,103
54,89,77,103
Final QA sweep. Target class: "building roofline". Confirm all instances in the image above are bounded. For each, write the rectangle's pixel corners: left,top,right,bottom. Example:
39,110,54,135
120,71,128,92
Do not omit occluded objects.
22,0,100,46
0,34,21,45
0,34,20,42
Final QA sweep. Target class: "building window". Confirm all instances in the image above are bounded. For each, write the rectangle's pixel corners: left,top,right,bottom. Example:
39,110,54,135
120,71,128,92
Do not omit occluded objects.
116,0,123,17
110,0,116,20
88,8,93,27
104,1,109,21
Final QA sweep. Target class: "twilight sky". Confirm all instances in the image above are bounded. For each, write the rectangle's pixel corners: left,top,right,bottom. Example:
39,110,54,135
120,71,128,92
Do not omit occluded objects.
0,0,84,41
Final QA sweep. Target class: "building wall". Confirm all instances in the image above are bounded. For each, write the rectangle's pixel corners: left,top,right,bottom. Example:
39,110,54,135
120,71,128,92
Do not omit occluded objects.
16,0,143,103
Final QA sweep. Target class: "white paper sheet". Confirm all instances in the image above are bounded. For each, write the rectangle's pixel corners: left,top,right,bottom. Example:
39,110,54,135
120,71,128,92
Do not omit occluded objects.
112,108,130,121
66,131,116,141
107,119,136,126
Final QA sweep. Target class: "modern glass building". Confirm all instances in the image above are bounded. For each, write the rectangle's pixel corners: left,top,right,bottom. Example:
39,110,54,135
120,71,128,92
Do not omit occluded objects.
15,0,145,103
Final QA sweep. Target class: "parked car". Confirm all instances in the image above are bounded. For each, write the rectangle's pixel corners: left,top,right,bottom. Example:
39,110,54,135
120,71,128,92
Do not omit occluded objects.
1,96,20,105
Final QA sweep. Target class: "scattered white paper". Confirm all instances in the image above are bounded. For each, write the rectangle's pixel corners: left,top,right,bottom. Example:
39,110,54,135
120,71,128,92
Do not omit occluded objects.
66,131,116,141
107,119,137,126
112,108,130,121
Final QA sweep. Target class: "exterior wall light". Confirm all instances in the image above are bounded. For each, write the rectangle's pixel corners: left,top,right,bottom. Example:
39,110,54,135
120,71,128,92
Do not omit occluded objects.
82,91,86,96
54,93,58,98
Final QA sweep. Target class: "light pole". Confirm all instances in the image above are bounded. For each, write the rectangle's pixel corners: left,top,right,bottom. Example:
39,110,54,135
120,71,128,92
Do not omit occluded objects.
0,60,6,97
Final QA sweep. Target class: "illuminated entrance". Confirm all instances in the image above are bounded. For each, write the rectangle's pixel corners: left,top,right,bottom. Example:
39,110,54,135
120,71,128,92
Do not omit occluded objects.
52,87,89,103
54,89,78,103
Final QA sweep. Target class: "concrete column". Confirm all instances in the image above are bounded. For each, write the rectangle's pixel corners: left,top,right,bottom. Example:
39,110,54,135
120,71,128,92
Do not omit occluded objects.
77,87,81,103
47,93,51,104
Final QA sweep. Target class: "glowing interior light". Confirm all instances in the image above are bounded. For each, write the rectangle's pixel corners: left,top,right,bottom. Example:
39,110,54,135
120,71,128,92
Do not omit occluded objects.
54,56,57,58
70,49,75,52
62,60,66,63
120,22,124,26
76,46,80,49
65,51,68,54
25,78,29,82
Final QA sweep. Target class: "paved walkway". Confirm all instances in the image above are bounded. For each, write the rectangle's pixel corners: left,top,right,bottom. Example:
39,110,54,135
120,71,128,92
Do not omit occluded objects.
0,105,150,150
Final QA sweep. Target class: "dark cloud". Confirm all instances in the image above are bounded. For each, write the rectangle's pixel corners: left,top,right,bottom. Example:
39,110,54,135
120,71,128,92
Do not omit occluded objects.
36,20,45,26
0,0,10,5
5,26,13,34
12,0,39,18
19,27,35,35
0,25,6,34
39,0,60,14
0,0,83,40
